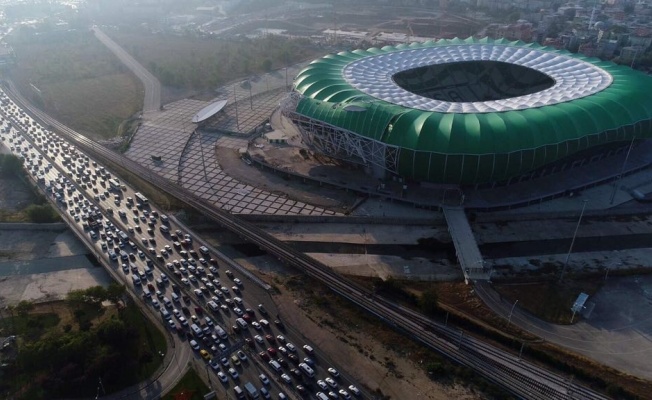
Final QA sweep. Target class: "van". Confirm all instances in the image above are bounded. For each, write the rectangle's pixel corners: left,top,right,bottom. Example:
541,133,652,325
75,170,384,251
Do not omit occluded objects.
236,318,248,329
268,360,282,372
142,288,151,298
163,297,172,308
171,293,180,303
299,362,314,378
215,325,228,339
191,323,203,338
132,274,141,286
159,225,169,234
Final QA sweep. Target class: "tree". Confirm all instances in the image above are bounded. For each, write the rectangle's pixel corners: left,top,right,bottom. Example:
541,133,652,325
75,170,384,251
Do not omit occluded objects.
14,300,34,317
105,283,126,304
261,58,273,72
25,204,58,223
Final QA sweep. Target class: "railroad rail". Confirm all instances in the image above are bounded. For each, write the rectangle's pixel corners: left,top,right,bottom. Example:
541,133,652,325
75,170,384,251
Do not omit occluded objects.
3,82,611,400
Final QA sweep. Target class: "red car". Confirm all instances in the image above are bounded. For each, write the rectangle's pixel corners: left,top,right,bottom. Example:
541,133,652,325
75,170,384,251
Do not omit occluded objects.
259,351,270,361
266,347,277,356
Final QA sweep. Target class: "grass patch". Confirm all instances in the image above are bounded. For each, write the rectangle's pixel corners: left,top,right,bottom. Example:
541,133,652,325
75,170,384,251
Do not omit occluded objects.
492,277,603,324
161,368,210,400
107,29,322,94
7,29,142,139
0,312,60,341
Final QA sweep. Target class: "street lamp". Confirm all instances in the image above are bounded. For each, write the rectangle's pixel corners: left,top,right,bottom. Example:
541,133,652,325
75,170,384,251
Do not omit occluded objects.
507,299,519,327
559,199,588,282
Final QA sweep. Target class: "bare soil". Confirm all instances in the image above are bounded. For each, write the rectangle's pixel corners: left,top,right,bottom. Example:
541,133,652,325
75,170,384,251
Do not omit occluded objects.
266,273,487,400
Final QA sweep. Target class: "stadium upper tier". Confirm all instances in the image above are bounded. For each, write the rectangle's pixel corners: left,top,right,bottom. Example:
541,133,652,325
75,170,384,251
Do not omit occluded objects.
289,37,652,184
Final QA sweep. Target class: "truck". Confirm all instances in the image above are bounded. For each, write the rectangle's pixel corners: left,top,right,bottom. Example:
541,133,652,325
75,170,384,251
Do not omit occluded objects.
244,382,259,399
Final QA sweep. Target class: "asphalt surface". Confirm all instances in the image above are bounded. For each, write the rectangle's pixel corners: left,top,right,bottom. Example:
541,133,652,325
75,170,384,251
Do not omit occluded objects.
92,27,161,113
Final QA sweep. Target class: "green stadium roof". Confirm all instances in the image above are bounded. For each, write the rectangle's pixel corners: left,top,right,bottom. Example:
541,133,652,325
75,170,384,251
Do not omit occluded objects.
291,38,652,183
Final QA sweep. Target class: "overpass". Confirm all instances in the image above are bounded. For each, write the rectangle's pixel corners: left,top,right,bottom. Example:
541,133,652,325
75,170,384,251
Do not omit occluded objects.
443,206,490,283
4,83,611,400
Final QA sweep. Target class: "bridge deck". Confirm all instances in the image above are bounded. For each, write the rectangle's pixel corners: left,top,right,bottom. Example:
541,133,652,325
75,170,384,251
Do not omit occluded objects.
443,207,490,283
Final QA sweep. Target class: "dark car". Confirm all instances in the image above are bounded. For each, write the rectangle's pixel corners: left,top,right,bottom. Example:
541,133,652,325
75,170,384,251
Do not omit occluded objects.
181,306,190,315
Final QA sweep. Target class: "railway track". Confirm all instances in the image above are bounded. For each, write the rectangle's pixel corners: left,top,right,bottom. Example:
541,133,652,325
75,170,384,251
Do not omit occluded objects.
4,82,612,400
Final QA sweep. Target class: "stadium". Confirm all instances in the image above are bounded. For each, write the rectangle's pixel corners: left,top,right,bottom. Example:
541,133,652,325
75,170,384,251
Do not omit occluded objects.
282,37,652,186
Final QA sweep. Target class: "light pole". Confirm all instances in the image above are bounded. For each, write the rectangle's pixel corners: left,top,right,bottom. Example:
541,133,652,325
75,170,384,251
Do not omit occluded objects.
233,84,239,131
559,200,588,282
507,299,519,327
609,136,635,205
197,130,208,181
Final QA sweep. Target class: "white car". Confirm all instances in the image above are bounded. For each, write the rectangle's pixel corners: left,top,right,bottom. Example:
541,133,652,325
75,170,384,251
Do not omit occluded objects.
228,368,238,379
254,335,264,344
280,373,292,384
217,371,228,383
348,385,361,396
328,367,340,378
325,377,338,388
338,389,351,399
285,343,296,352
259,373,270,385
317,380,328,391
251,321,261,330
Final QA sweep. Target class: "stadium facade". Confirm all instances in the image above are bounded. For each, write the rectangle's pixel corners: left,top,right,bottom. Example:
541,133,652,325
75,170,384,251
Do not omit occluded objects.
282,37,652,186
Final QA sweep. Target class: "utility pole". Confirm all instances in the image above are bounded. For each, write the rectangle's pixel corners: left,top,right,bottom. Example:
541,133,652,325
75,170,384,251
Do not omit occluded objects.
559,200,588,282
507,299,519,328
233,84,239,131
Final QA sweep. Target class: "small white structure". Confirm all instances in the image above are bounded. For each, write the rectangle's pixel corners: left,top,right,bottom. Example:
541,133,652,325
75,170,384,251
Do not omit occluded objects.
264,131,288,144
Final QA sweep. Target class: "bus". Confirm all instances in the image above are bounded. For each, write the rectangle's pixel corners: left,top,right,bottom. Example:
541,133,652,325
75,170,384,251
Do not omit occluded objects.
108,178,121,191
135,192,148,205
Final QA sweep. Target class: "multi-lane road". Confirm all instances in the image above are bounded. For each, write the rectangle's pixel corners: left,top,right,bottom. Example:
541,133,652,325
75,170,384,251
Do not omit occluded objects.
0,88,363,400
1,79,615,399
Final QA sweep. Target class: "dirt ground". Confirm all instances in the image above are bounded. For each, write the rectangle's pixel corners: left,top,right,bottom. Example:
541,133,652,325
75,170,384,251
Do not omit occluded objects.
239,259,487,400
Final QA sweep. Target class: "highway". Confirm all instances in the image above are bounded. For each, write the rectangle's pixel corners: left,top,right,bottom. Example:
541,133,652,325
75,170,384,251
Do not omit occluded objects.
1,87,364,400
92,27,161,113
3,81,613,399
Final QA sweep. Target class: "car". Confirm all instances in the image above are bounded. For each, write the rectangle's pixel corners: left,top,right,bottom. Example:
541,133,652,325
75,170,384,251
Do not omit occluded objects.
259,373,270,385
325,377,338,388
276,335,286,343
265,334,275,343
190,340,200,351
290,368,302,378
228,368,238,379
259,351,270,361
220,357,229,366
267,347,277,356
151,299,160,309
237,350,247,361
287,353,300,364
251,321,261,330
285,342,296,352
280,373,292,384
277,346,287,355
296,385,306,394
178,316,188,326
348,385,361,396
303,344,314,354
167,319,176,329
217,371,228,383
200,349,211,360
304,357,315,366
258,303,267,314
254,335,264,344
328,367,340,378
173,308,181,318
338,389,352,399
317,380,328,391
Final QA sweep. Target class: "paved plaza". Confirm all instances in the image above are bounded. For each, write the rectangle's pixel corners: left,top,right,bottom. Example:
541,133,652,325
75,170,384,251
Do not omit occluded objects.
125,63,338,216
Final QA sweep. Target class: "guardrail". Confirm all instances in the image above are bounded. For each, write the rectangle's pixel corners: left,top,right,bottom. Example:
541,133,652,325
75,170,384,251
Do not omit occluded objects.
3,83,611,400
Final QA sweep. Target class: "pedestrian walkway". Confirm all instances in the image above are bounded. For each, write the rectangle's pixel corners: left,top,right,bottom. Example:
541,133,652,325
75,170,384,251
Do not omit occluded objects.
443,206,489,284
